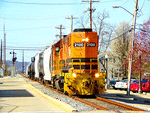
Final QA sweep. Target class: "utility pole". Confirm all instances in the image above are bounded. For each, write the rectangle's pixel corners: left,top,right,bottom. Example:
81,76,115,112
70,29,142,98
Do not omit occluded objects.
22,50,24,73
127,0,138,96
66,15,78,32
0,39,2,68
82,0,99,29
55,24,65,39
3,23,6,76
0,39,2,62
138,53,142,94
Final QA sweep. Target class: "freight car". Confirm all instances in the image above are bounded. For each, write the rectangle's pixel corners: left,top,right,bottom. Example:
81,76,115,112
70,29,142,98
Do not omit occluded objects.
27,28,106,96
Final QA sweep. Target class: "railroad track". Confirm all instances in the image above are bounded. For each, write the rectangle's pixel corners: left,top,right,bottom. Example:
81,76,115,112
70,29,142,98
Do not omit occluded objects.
21,74,147,112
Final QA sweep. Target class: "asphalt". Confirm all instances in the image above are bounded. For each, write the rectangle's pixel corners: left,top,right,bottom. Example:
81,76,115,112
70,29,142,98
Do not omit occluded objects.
98,88,150,112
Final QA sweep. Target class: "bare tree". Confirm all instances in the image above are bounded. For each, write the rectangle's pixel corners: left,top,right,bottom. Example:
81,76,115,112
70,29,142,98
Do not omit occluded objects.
110,21,131,78
76,10,114,53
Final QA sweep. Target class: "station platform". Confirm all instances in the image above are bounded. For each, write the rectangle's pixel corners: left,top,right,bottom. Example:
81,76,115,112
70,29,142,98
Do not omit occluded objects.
98,88,150,112
0,76,75,113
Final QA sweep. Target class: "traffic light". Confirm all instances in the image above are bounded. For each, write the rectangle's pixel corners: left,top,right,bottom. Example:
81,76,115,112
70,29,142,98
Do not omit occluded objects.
12,57,17,62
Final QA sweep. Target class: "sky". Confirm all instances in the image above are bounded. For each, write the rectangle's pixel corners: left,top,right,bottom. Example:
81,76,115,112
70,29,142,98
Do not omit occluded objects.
0,0,150,63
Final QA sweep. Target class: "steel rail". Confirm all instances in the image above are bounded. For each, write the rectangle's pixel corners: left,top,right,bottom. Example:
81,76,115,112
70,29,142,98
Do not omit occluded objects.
73,97,109,110
96,97,145,111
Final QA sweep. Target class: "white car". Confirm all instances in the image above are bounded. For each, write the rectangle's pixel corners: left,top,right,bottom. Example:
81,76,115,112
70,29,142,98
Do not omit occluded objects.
115,80,128,90
115,79,138,90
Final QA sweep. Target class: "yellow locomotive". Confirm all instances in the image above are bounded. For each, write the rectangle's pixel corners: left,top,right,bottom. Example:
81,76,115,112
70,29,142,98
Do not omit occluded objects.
27,28,106,96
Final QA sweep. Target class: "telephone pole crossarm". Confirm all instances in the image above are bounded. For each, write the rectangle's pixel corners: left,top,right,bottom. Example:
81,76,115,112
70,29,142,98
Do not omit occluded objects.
82,0,99,29
55,24,65,39
66,15,78,32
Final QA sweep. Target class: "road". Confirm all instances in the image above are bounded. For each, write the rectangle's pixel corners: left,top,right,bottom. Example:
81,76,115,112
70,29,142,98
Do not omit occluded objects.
0,75,73,113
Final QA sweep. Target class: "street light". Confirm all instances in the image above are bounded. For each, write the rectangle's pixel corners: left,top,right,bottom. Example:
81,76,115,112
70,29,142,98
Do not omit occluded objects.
112,0,138,96
112,5,134,16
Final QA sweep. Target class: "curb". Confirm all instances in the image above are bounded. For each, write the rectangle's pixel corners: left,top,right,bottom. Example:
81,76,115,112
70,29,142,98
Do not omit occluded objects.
27,84,77,112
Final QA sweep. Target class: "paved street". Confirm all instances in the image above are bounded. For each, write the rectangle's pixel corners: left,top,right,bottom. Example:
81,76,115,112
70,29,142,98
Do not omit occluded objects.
0,75,74,113
99,88,150,111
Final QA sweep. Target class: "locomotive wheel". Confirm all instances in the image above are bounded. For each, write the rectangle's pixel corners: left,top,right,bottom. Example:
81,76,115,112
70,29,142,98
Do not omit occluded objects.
37,78,39,82
55,80,64,91
64,91,69,95
42,79,44,84
55,80,60,90
52,80,56,88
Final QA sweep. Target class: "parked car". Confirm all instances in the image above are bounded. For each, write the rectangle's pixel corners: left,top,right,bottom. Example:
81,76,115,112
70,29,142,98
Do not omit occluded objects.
109,79,120,89
130,80,139,92
130,79,150,93
115,80,128,90
141,79,150,92
115,79,138,90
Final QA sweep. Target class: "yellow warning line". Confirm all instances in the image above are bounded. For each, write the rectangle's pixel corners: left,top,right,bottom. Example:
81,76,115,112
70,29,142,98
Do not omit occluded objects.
28,84,69,112
21,78,26,82
4,79,7,83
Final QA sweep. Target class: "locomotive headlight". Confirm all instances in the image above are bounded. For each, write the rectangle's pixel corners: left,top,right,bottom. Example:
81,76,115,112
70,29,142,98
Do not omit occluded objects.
85,38,89,42
82,38,89,42
95,73,100,78
72,73,76,78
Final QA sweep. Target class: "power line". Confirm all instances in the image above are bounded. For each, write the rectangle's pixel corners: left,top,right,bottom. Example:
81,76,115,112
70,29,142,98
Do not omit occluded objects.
1,1,87,5
5,46,45,49
0,26,55,32
99,28,131,44
6,48,41,51
0,0,122,5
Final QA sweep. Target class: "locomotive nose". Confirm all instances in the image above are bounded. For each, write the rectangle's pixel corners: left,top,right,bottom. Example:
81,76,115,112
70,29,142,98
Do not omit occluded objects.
83,81,89,87
82,79,90,87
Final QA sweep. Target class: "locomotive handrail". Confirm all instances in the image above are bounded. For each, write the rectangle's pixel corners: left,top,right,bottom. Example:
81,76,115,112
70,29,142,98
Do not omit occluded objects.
70,58,98,73
90,59,92,73
79,59,81,73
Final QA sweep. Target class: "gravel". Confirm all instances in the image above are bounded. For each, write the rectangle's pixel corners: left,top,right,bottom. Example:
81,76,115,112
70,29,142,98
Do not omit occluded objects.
17,74,96,112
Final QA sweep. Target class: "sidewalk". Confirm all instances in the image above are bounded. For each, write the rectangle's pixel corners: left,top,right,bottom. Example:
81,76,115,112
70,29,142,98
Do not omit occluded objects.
98,89,150,111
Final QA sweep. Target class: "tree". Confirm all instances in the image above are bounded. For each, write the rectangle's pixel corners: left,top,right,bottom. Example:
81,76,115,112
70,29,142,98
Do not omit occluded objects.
132,17,150,78
76,10,114,53
110,21,131,78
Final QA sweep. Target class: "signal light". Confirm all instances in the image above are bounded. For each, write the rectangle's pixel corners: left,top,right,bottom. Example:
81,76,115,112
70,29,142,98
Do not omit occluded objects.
12,57,17,62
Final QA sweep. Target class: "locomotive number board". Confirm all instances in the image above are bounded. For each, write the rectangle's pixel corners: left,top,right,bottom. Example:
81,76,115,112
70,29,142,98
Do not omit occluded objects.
86,43,96,47
74,43,96,47
74,43,84,47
